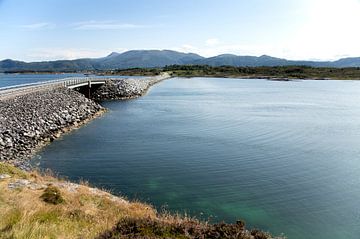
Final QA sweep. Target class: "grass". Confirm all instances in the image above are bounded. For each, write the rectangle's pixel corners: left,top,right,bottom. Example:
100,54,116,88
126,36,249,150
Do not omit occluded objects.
0,162,156,239
0,162,280,239
0,163,28,178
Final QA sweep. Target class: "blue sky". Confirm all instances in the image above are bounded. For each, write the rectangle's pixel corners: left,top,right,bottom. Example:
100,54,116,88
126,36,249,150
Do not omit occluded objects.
1,0,360,61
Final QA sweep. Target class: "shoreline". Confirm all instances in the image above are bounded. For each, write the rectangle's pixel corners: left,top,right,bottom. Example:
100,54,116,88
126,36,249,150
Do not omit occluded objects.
167,74,354,81
28,75,170,164
0,74,284,238
0,74,171,170
0,88,105,170
16,108,108,169
2,70,359,81
0,162,280,238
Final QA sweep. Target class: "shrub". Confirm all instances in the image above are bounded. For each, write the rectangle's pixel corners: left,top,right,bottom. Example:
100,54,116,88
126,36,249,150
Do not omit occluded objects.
96,217,272,239
40,185,64,205
251,229,271,239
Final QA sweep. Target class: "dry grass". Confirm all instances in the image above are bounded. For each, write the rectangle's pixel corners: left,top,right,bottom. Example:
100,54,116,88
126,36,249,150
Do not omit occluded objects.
0,162,156,239
0,163,280,239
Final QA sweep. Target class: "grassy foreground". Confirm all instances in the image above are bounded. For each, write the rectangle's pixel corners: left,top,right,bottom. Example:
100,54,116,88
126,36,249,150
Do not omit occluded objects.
0,163,155,238
0,162,281,239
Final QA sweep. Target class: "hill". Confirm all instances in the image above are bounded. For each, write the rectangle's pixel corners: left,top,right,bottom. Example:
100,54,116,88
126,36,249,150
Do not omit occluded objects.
0,50,204,72
1,50,360,72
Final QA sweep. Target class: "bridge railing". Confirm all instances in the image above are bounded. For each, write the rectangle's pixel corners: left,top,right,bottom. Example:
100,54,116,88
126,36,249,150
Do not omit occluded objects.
0,77,89,90
0,77,108,98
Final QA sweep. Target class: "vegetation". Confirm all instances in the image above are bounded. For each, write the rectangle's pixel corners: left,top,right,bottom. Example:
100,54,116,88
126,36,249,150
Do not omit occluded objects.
0,162,156,239
0,163,28,178
40,185,65,205
106,65,360,80
0,162,280,238
4,64,360,80
97,217,272,239
103,67,162,76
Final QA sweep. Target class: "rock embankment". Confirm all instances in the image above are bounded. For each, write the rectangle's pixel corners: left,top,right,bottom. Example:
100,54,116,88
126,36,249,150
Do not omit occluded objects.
0,74,170,170
0,87,104,169
92,73,170,100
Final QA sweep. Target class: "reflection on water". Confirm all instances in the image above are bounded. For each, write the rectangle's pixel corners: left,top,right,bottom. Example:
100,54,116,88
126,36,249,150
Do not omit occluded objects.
35,77,360,239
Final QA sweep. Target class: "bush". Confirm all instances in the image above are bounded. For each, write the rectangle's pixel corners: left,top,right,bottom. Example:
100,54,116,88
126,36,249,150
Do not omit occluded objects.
251,229,271,239
40,185,64,205
96,217,272,239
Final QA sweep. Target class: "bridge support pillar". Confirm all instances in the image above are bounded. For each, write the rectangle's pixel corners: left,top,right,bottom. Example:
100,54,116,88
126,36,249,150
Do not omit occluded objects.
88,81,91,98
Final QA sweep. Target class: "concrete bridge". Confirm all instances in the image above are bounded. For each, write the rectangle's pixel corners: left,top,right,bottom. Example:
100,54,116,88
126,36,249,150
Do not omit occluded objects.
0,77,108,99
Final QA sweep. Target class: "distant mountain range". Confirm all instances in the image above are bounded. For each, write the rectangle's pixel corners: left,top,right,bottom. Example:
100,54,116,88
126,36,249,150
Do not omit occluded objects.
1,50,360,72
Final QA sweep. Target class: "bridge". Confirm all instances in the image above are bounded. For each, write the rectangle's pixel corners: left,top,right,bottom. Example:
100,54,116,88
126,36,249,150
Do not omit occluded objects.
0,77,108,99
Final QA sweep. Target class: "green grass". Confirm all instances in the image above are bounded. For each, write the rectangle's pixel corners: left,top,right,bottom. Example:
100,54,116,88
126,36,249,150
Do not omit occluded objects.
0,163,28,178
0,208,22,234
32,210,62,224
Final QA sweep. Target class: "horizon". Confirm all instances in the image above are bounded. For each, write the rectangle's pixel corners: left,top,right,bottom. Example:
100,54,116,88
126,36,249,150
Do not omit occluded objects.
1,0,360,62
1,49,359,63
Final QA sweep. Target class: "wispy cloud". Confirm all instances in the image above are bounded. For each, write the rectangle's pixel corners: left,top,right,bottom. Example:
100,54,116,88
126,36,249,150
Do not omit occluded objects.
20,22,55,30
26,48,113,61
73,21,152,30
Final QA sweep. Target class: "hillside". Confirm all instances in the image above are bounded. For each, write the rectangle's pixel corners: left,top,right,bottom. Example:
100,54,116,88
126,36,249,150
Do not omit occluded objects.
1,50,360,72
0,50,204,72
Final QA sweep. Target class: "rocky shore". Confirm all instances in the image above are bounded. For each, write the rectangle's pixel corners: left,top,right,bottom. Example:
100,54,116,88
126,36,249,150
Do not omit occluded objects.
0,87,104,170
92,73,170,100
0,74,282,239
0,74,170,170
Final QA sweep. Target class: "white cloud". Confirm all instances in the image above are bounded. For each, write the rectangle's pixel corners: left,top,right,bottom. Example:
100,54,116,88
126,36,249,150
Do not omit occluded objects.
283,0,360,60
26,48,113,61
20,22,55,30
205,38,220,46
73,21,151,30
176,0,360,60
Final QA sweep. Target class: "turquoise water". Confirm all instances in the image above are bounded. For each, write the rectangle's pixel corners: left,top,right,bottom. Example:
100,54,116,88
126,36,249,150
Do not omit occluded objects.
33,77,360,239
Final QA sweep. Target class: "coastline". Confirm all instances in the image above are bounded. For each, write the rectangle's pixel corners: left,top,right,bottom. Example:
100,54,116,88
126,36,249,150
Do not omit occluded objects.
22,108,108,167
0,73,284,238
0,162,280,238
0,74,171,170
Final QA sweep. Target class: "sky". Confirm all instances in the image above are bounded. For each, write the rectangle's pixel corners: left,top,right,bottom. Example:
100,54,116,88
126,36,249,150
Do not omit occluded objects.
0,0,360,62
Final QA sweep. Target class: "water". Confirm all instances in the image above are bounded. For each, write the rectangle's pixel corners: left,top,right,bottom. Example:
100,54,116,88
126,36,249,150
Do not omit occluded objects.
33,77,360,239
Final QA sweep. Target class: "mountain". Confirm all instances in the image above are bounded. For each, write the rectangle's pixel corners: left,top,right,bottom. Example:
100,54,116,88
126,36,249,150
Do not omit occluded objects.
0,58,95,72
194,54,291,67
96,50,204,69
1,50,360,72
330,57,360,67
